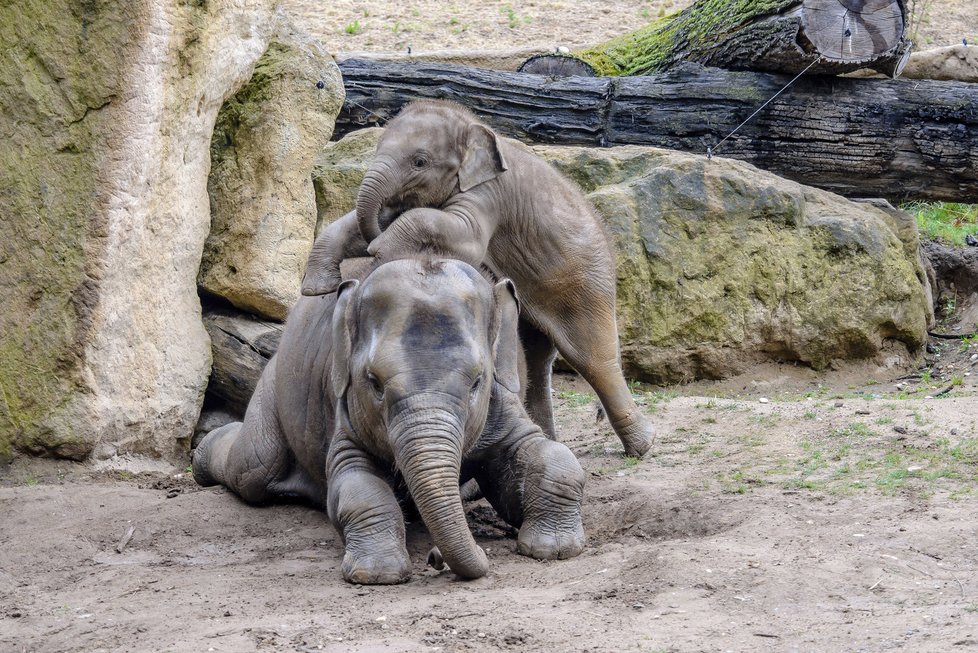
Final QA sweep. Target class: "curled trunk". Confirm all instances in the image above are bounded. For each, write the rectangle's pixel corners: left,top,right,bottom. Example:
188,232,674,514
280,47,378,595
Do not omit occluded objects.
391,409,489,580
355,165,394,243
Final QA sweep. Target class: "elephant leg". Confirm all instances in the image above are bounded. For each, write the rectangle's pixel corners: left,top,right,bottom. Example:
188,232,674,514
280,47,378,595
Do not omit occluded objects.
326,435,411,585
192,367,321,505
473,412,585,561
301,210,369,296
530,299,654,458
518,318,558,439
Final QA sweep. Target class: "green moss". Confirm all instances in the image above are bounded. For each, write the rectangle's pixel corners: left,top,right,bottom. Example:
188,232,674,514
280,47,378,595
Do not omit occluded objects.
575,0,795,76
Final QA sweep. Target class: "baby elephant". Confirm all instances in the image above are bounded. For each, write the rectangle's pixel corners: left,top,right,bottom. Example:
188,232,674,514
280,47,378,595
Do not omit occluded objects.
302,99,654,457
193,257,585,584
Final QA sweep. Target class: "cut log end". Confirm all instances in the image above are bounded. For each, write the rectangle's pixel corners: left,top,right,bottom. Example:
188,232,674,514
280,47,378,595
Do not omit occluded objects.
802,0,905,62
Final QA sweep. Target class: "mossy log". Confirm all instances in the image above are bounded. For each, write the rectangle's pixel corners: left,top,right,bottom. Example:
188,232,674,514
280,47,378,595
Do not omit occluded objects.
335,59,978,203
571,0,910,77
203,308,283,414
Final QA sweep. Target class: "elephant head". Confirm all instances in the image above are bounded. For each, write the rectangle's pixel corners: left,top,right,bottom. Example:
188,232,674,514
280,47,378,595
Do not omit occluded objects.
330,257,521,579
356,100,508,243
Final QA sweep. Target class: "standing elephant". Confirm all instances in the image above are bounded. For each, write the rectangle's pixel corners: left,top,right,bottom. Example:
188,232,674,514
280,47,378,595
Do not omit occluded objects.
302,100,653,457
193,256,586,584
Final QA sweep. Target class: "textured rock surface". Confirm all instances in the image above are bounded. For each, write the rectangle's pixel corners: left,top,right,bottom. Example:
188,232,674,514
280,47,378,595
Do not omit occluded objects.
903,44,977,83
0,0,277,460
200,28,344,321
313,129,931,383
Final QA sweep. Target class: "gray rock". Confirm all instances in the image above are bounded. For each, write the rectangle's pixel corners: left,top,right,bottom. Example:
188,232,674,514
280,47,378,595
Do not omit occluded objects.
200,26,344,322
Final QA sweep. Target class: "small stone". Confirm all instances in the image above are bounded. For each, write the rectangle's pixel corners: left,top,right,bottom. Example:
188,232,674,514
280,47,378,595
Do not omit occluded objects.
758,397,769,404
632,603,645,610
834,401,844,408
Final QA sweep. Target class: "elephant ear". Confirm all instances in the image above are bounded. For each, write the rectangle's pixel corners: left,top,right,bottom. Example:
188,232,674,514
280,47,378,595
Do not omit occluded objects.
458,123,508,193
330,279,360,397
491,279,521,395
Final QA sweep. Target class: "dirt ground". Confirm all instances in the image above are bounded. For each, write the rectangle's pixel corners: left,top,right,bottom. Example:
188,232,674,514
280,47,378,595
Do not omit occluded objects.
3,2,978,652
3,349,978,652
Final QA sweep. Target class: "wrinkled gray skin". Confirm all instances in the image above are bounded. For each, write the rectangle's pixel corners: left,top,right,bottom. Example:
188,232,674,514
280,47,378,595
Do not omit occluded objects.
193,258,586,584
302,100,653,457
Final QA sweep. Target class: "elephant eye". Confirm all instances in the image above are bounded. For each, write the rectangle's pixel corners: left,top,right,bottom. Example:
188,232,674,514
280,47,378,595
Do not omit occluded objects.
469,375,482,394
366,372,384,398
411,154,429,169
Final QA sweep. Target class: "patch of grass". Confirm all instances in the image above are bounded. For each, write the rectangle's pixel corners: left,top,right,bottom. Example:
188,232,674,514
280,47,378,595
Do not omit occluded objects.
343,20,364,35
750,413,780,426
904,201,978,247
803,411,817,420
874,416,894,425
718,469,753,494
499,4,530,29
832,422,876,439
558,390,595,407
622,455,641,468
24,474,39,487
641,390,677,413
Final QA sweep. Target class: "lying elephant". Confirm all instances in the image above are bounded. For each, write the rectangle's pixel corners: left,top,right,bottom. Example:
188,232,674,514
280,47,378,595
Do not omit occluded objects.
192,257,585,584
301,99,654,457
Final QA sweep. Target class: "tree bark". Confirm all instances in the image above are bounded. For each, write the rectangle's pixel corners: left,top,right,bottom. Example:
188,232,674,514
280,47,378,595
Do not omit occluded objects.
572,0,910,77
203,308,283,414
335,59,978,203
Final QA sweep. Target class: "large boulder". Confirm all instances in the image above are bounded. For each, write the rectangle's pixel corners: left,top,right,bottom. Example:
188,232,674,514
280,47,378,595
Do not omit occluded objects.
313,129,931,383
0,0,277,460
199,28,344,322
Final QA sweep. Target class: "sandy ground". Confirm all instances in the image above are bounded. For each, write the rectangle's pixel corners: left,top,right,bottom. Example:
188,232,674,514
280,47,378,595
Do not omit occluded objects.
281,0,978,55
3,2,978,652
3,356,978,652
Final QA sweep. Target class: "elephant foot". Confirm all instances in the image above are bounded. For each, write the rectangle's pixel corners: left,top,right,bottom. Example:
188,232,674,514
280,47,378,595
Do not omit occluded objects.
300,267,341,296
612,413,655,458
191,423,239,487
341,547,412,585
517,520,585,561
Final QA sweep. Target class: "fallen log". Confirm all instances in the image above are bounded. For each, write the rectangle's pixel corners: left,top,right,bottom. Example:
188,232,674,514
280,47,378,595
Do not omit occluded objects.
203,308,282,414
336,59,978,203
571,0,911,77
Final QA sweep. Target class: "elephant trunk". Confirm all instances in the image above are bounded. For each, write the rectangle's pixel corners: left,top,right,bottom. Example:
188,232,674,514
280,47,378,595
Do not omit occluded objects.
390,405,489,580
356,163,396,243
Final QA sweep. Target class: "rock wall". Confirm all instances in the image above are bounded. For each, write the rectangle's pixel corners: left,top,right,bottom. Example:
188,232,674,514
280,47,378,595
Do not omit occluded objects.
313,129,931,384
200,29,344,321
0,0,278,460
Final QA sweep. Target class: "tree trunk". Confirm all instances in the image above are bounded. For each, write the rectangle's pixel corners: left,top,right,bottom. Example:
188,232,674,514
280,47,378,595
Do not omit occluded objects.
334,59,978,203
203,308,283,414
570,0,910,77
